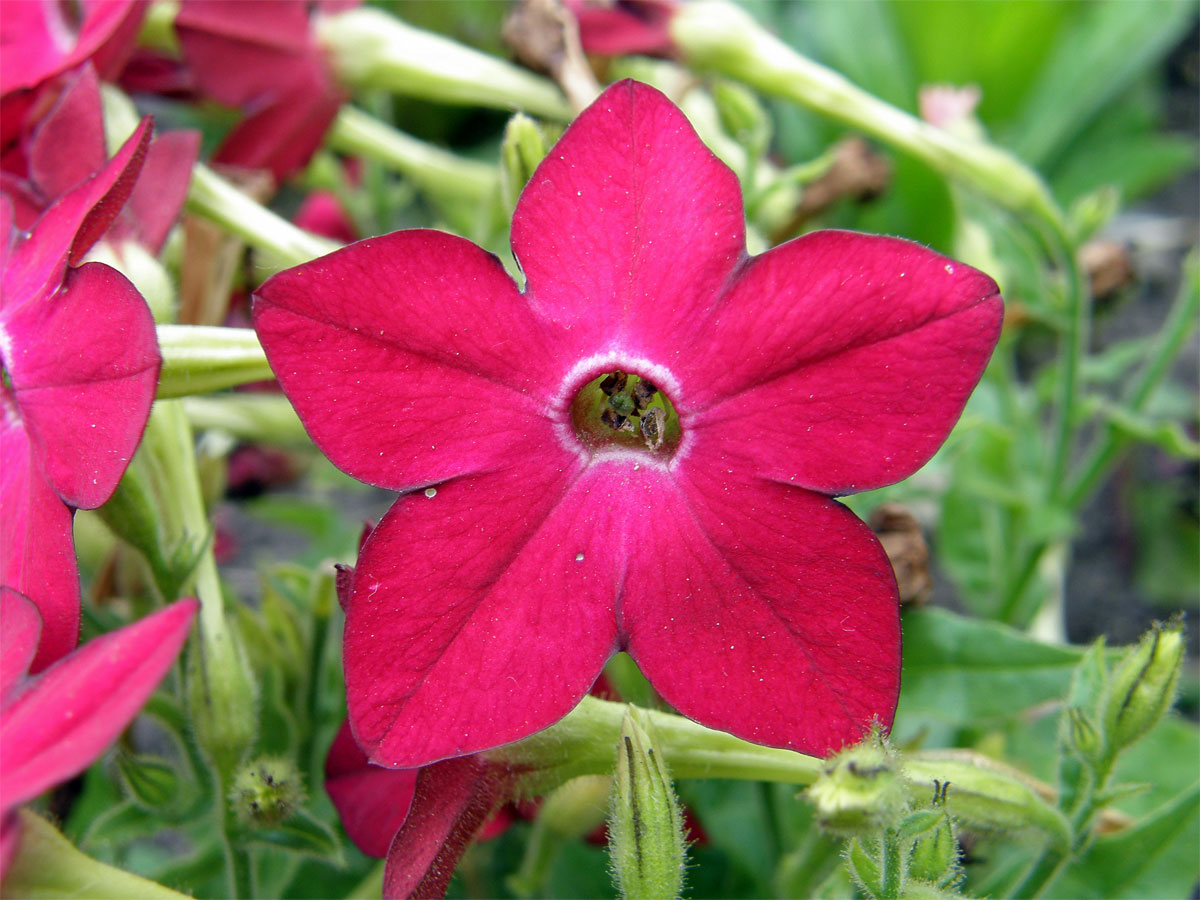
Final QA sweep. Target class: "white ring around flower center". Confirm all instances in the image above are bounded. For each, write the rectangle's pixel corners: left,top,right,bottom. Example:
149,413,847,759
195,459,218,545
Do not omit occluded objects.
550,352,691,470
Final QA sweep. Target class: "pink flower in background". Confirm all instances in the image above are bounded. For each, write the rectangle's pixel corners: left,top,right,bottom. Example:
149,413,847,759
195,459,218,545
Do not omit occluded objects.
565,0,680,57
254,80,1002,768
0,0,145,148
174,0,354,183
1,118,161,671
0,590,197,877
2,64,198,250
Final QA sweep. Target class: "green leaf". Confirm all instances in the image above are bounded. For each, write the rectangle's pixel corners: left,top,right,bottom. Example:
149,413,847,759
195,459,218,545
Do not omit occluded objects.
1047,783,1200,899
896,609,1086,731
1006,0,1193,167
2,810,189,900
1095,403,1200,458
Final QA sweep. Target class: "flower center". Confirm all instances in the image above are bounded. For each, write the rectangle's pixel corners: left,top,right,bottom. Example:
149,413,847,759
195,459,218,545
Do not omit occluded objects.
569,370,681,456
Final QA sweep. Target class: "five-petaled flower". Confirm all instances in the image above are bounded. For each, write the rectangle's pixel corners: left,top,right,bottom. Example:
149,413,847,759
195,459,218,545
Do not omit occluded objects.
253,80,1002,768
1,118,161,671
0,589,197,877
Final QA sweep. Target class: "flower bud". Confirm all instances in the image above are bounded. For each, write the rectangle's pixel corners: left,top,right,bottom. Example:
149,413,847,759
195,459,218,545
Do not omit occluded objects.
905,810,959,887
608,709,686,900
230,756,305,826
501,113,549,213
186,625,258,778
117,753,184,813
807,736,906,835
1104,618,1185,752
711,80,770,154
906,755,1069,848
1066,707,1102,764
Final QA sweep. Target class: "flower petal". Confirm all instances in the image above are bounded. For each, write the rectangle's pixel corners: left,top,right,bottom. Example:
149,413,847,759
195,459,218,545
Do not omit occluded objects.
566,0,680,56
345,455,622,768
116,129,201,254
325,719,417,859
383,756,513,900
2,117,151,305
0,598,197,810
0,590,41,700
175,0,318,106
27,65,107,203
4,261,160,509
0,1,144,97
253,230,565,492
683,231,1002,494
0,411,79,672
511,79,745,352
624,458,901,757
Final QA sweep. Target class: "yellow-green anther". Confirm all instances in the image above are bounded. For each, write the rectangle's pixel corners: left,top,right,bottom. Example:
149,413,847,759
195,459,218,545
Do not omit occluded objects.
1104,618,1185,752
609,709,686,900
807,736,906,835
501,113,549,214
906,755,1070,849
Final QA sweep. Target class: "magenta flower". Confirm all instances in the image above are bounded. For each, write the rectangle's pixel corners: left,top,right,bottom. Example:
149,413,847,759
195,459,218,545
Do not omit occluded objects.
0,590,197,877
174,0,352,182
1,118,161,671
0,0,144,139
565,0,680,57
2,63,198,251
254,81,1002,767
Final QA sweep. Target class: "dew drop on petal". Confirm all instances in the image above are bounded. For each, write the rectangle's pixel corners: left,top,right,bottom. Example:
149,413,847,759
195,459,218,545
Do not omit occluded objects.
575,553,585,562
424,488,437,498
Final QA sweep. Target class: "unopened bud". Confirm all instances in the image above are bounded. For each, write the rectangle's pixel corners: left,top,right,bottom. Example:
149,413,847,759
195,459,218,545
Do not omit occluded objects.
1104,618,1185,752
501,113,549,213
609,708,686,900
711,80,770,154
905,810,959,887
807,736,906,835
1066,707,1102,763
117,754,184,812
541,774,611,839
906,755,1069,848
187,625,258,777
230,756,305,826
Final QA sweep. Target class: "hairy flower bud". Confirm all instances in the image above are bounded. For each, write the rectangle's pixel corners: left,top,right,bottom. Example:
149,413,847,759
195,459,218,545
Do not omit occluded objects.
905,810,959,887
1104,618,1185,752
807,736,906,835
501,113,549,213
608,709,686,900
231,756,305,826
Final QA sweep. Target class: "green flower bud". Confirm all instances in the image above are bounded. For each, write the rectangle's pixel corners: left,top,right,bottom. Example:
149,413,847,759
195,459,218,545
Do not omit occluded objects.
117,754,184,813
541,774,612,839
1066,707,1102,764
711,80,770,155
186,624,258,778
501,113,549,214
230,756,305,827
905,811,959,887
1068,186,1121,244
609,709,686,900
807,736,906,835
906,755,1070,848
1104,618,1185,752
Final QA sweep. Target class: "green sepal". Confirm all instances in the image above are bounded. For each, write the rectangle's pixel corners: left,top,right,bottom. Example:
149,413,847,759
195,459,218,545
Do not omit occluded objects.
241,808,345,864
844,838,882,898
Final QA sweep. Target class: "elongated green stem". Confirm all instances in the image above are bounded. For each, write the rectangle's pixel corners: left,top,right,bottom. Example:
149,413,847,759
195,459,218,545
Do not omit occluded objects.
1045,223,1092,504
1067,252,1200,507
879,829,904,899
180,395,308,447
157,325,274,398
186,163,338,272
317,7,571,121
329,107,497,203
671,1,1062,230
